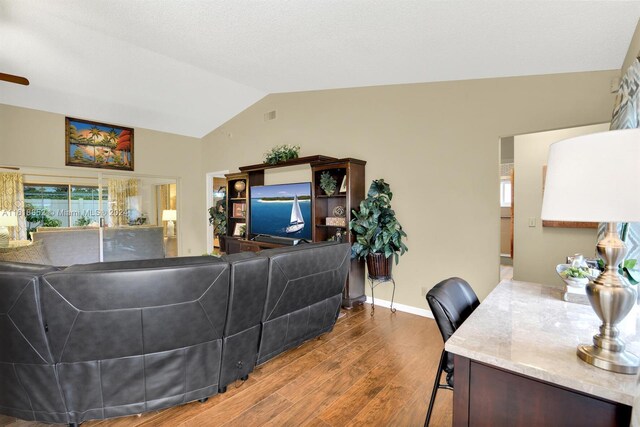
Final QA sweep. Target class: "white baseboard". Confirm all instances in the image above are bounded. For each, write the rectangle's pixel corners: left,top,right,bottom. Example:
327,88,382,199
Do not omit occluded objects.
365,296,434,319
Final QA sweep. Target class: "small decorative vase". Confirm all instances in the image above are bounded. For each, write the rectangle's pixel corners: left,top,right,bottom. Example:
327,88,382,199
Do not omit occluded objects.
324,189,334,196
367,253,393,280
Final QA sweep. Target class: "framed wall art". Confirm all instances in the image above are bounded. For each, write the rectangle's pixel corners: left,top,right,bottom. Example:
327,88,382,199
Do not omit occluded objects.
65,117,134,171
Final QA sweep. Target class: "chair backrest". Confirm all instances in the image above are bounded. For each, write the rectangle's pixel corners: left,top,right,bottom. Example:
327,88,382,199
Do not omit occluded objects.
426,277,479,344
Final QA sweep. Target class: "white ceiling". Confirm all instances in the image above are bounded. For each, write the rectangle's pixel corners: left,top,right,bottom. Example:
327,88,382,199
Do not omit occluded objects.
1,1,639,138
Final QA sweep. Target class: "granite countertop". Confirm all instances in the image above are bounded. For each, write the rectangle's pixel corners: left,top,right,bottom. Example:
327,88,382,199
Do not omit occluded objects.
445,279,640,405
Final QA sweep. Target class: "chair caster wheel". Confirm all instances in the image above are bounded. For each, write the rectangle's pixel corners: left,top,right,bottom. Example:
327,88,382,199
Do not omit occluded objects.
240,374,249,381
218,386,227,393
198,397,208,403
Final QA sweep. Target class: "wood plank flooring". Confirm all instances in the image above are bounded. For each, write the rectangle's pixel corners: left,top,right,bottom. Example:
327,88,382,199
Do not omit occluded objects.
0,304,452,427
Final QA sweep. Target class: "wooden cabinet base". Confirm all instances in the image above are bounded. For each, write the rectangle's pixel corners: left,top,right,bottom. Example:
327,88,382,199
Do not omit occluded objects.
221,236,285,254
453,355,631,427
342,295,366,309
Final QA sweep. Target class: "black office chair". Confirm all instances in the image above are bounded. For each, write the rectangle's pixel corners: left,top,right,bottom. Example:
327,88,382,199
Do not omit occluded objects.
424,277,480,427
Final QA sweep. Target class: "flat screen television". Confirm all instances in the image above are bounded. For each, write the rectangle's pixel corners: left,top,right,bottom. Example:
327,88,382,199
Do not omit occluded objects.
250,182,312,240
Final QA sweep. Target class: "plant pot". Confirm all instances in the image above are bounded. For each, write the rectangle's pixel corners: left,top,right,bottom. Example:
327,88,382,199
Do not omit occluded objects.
324,189,335,196
367,253,393,280
217,235,226,252
556,264,591,288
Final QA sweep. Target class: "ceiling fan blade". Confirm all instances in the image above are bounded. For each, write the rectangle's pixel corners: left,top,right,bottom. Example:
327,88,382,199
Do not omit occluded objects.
0,72,29,86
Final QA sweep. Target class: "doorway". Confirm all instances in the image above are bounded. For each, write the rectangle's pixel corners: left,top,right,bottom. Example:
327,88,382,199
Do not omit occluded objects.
3,165,179,263
206,170,228,254
503,123,608,286
499,137,514,281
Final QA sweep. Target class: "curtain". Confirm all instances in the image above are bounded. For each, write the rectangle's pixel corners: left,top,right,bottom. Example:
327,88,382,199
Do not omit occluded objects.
108,178,139,226
601,58,640,261
0,172,27,240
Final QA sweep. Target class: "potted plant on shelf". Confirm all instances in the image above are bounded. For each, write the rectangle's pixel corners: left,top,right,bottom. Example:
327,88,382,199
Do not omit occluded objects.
349,179,408,279
320,171,337,196
263,144,300,165
208,191,227,251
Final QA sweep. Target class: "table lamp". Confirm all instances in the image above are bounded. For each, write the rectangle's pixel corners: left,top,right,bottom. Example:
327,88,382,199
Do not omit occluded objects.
162,209,177,238
0,211,18,248
541,129,640,374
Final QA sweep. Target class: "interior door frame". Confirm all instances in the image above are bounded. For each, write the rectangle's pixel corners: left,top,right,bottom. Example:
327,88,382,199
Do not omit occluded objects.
205,170,228,253
98,171,181,260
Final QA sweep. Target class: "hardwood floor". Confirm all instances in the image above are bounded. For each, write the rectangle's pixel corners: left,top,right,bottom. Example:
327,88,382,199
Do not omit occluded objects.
0,304,452,427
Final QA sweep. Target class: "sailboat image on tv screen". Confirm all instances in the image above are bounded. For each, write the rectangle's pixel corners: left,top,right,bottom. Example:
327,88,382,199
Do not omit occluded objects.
285,195,305,233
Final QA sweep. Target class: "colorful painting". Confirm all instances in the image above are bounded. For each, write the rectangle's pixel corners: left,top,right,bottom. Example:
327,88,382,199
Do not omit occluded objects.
65,117,134,171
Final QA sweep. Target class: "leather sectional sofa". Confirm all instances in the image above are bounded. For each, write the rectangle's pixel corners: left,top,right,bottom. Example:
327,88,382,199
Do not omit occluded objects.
0,241,350,426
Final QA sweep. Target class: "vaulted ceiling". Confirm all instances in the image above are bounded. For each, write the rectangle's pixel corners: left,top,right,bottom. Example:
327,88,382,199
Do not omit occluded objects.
1,1,639,137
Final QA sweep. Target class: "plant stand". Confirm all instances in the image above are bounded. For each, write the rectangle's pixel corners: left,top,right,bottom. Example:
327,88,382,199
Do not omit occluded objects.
368,274,396,316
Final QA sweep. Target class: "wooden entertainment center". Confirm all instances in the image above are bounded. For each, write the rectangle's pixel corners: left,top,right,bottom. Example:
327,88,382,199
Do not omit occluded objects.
221,155,366,308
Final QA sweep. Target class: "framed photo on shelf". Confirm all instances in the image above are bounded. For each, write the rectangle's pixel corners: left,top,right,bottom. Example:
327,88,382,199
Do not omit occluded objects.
233,222,246,237
339,175,347,193
232,202,246,218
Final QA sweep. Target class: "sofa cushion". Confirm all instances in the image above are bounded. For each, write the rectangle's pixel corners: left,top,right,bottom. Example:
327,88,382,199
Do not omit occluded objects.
0,241,52,266
258,242,350,321
40,258,230,424
255,242,350,365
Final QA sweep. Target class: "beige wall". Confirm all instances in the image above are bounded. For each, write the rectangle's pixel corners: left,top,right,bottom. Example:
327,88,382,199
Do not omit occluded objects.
513,123,608,288
0,104,206,256
201,71,618,305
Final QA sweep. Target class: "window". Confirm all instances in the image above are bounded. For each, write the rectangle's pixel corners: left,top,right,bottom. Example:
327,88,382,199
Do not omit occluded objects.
24,184,107,233
500,178,512,207
70,186,106,225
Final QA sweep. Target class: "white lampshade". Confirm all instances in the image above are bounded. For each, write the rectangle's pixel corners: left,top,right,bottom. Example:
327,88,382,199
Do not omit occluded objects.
541,129,640,223
0,211,18,227
162,210,177,221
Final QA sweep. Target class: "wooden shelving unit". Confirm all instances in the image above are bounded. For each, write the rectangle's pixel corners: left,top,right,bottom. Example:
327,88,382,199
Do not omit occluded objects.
311,158,366,308
225,172,260,239
239,155,336,173
222,155,366,309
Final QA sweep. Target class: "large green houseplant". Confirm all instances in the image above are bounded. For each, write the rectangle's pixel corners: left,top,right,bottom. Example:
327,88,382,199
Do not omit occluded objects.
208,190,227,251
349,179,407,279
